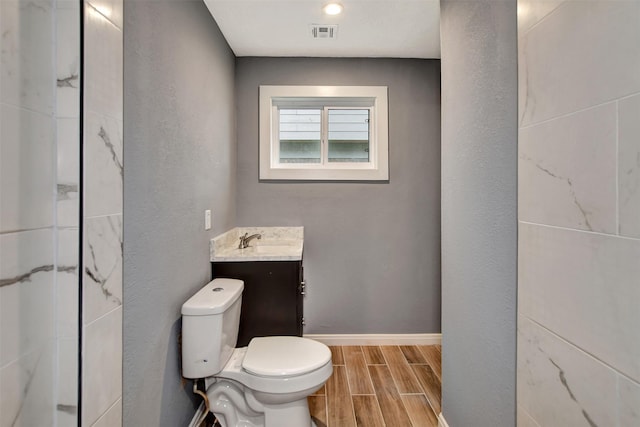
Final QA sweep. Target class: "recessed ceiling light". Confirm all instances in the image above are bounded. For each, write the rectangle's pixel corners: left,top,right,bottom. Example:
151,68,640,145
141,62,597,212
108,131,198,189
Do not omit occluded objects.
323,2,343,15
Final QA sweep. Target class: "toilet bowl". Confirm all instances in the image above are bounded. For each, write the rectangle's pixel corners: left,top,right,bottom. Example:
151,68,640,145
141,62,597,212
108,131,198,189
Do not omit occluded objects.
208,338,332,426
181,278,333,427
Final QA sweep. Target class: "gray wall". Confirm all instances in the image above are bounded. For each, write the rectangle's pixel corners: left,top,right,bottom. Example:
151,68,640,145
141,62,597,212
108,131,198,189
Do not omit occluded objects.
440,0,518,426
123,1,236,425
236,57,441,334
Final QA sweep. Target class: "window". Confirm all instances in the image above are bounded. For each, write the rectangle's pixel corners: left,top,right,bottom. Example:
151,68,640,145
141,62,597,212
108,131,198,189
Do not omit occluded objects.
260,85,389,181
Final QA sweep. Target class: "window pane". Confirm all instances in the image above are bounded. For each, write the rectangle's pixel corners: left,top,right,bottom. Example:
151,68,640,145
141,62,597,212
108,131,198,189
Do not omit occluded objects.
327,109,370,163
279,109,321,164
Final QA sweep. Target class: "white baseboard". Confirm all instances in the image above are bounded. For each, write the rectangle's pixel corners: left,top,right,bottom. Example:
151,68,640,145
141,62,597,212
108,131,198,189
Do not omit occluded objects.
438,412,450,427
189,402,206,427
303,333,441,346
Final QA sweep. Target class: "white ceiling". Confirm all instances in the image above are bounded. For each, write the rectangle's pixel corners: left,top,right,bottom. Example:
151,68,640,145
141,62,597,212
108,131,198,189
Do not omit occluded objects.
203,0,441,59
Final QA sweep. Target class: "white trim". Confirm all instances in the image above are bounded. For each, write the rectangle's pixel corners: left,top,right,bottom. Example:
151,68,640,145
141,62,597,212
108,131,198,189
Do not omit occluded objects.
259,85,389,181
438,412,450,427
303,333,441,346
188,402,206,427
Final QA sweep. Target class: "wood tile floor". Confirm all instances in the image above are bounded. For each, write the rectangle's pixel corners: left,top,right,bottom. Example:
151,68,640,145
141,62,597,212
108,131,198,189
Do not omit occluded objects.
308,345,442,427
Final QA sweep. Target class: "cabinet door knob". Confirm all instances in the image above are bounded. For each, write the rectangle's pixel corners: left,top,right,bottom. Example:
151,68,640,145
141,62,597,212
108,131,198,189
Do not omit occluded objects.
300,281,306,295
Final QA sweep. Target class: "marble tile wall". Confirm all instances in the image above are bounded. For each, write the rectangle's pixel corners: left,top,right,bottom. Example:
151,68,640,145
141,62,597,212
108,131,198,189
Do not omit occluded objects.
0,230,56,426
1,0,123,424
517,1,640,425
82,0,123,426
0,0,59,425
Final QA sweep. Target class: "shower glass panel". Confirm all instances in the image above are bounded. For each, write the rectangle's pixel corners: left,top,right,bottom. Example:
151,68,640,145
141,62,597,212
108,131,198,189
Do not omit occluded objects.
0,0,81,425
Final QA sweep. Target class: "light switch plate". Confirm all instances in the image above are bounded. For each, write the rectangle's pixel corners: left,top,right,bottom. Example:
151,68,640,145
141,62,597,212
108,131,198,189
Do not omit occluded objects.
205,210,212,230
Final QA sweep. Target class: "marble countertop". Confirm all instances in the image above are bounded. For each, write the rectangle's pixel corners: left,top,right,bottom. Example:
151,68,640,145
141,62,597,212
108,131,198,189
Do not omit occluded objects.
210,227,304,262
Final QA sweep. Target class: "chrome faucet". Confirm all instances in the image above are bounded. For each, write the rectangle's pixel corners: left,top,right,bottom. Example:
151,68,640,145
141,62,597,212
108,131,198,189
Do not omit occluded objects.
238,232,262,249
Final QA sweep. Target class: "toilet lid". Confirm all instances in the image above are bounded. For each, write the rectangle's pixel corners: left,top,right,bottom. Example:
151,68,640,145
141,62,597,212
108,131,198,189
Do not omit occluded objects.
243,336,331,377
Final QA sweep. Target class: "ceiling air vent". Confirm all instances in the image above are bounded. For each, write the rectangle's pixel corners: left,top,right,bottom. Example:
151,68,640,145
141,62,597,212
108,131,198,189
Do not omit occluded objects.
310,24,338,39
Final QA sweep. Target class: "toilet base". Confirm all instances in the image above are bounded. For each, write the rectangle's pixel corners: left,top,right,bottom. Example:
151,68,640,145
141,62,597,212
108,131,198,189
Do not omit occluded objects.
206,380,262,427
261,399,312,427
206,378,316,427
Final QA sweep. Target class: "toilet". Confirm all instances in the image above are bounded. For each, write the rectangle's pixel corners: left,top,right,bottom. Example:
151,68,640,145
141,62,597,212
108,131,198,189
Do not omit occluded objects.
181,278,332,427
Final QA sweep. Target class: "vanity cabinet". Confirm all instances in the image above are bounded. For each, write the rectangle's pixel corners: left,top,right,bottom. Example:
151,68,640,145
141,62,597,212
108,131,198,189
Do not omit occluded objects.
211,260,304,347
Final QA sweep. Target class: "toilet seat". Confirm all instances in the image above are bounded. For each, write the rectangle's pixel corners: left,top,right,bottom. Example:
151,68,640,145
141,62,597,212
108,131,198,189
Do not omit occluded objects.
243,336,331,377
216,339,333,395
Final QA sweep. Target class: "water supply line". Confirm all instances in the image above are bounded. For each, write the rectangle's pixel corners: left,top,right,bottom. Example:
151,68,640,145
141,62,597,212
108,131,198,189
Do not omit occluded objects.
193,381,210,426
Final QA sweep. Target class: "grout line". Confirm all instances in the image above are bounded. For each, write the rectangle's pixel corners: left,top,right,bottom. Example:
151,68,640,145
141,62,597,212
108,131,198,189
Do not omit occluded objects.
517,404,544,427
84,212,123,220
399,346,424,394
83,107,123,124
397,383,415,426
0,226,56,236
378,346,398,391
0,341,52,371
381,345,423,422
335,345,442,427
332,345,344,366
416,346,437,368
520,315,640,387
359,346,383,427
345,349,357,426
83,304,121,327
520,98,617,131
376,393,388,427
400,392,438,427
617,90,640,103
519,220,640,242
364,348,388,427
411,347,442,414
404,345,430,366
408,364,428,397
90,397,121,426
322,382,328,427
359,345,377,397
379,347,396,380
520,1,570,37
0,100,55,118
85,2,121,31
407,363,424,395
416,372,440,420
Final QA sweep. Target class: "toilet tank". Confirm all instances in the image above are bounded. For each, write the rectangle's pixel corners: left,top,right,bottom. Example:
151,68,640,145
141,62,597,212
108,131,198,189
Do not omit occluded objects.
181,278,243,379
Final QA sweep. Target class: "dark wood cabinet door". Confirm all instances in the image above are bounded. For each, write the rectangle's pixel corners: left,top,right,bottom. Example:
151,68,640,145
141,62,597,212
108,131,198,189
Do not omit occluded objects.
212,261,302,347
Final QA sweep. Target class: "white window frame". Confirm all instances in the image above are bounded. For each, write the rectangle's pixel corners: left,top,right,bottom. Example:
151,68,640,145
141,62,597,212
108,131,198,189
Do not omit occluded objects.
259,85,389,181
